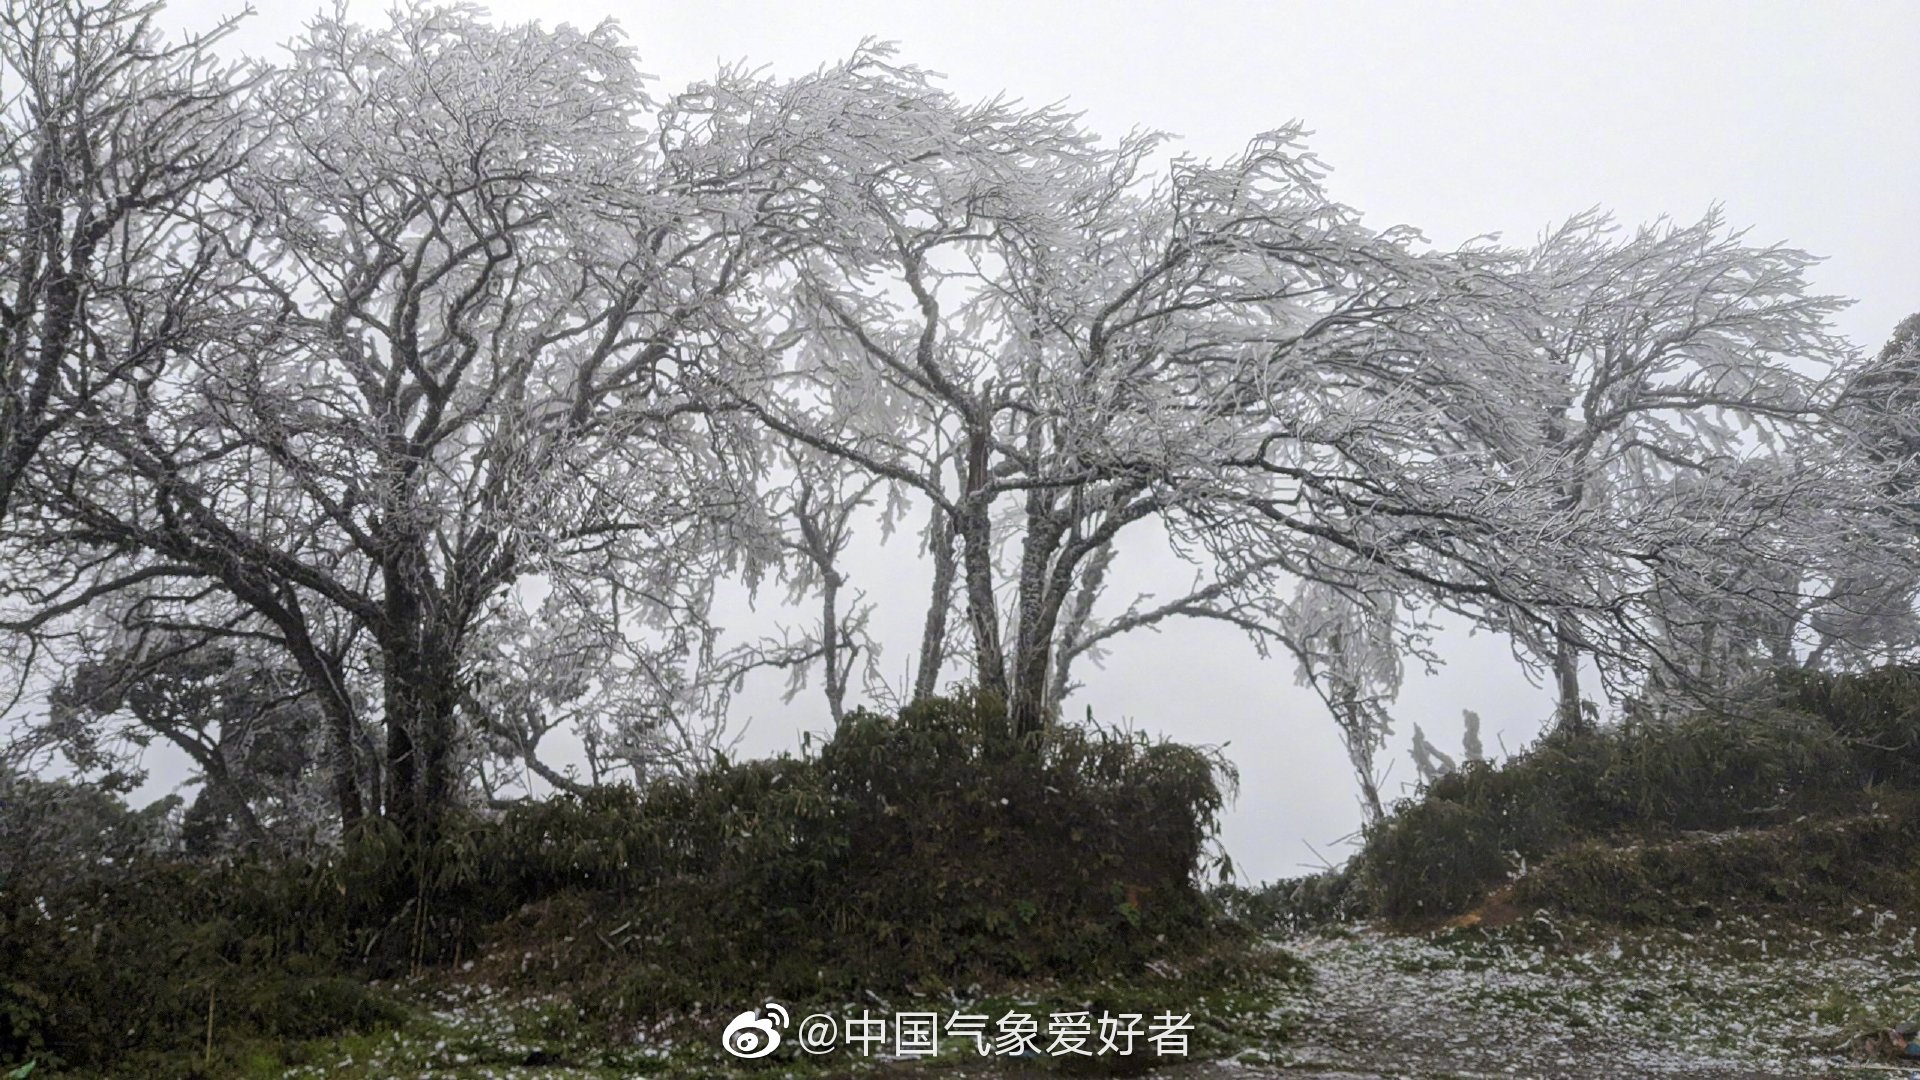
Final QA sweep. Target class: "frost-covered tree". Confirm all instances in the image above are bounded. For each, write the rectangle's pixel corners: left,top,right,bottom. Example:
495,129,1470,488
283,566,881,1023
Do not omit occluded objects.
1286,581,1403,823
48,633,329,851
1409,710,1484,789
0,0,248,529
1837,314,1920,465
6,6,794,840
0,8,1893,840
1810,312,1920,665
720,49,1603,737
1497,211,1854,729
729,443,882,723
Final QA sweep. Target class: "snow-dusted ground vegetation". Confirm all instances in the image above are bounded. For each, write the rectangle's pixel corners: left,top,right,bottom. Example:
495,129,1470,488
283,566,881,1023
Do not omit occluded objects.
1263,920,1918,1078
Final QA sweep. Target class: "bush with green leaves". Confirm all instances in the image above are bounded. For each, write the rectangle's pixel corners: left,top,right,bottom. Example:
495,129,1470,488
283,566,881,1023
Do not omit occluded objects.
0,861,408,1071
466,693,1234,1010
1777,665,1920,782
1329,666,1920,923
0,694,1232,1069
1508,800,1920,925
1213,868,1366,936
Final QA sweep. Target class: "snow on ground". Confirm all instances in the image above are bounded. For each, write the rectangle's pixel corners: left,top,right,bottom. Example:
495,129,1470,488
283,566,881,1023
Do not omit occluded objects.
265,913,1920,1078
1244,915,1920,1078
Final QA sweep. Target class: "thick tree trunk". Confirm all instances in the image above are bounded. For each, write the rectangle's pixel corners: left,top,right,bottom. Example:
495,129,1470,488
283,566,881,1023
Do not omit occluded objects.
959,503,1007,701
1008,633,1053,738
1007,505,1067,738
959,429,1008,702
312,665,368,832
1543,410,1590,737
379,533,463,845
1552,615,1587,735
382,639,461,845
912,507,956,702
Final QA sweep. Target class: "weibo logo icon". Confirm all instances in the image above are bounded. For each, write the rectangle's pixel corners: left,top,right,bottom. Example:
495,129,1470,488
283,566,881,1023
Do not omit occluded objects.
722,1002,789,1058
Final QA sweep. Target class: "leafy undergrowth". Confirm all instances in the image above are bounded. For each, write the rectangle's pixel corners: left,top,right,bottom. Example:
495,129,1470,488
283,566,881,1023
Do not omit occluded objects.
43,910,1920,1077
63,938,1305,1079
1231,666,1920,935
224,914,1918,1079
1510,804,1920,927
2,695,1238,1075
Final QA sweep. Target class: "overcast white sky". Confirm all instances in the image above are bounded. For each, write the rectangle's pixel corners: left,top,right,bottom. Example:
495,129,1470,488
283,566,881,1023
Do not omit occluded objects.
151,0,1920,883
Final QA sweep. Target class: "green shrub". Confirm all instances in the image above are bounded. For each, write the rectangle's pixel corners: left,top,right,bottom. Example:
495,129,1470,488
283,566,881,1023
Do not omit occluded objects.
1511,803,1920,925
0,773,180,898
0,869,406,1070
1353,670,1920,923
1778,665,1920,783
470,693,1233,1011
1213,866,1366,935
0,692,1232,1068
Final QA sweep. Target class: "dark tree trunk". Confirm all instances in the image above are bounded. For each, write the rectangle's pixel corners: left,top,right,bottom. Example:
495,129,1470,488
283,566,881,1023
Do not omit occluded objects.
378,530,464,845
1047,540,1113,713
820,567,848,721
227,583,368,834
279,622,367,832
1007,500,1067,739
307,656,368,832
960,503,1007,701
1552,615,1587,735
912,506,956,702
382,639,461,845
959,429,1008,702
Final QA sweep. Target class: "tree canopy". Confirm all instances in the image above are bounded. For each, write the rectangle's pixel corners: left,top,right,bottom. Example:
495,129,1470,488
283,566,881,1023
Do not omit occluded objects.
1,0,1911,846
